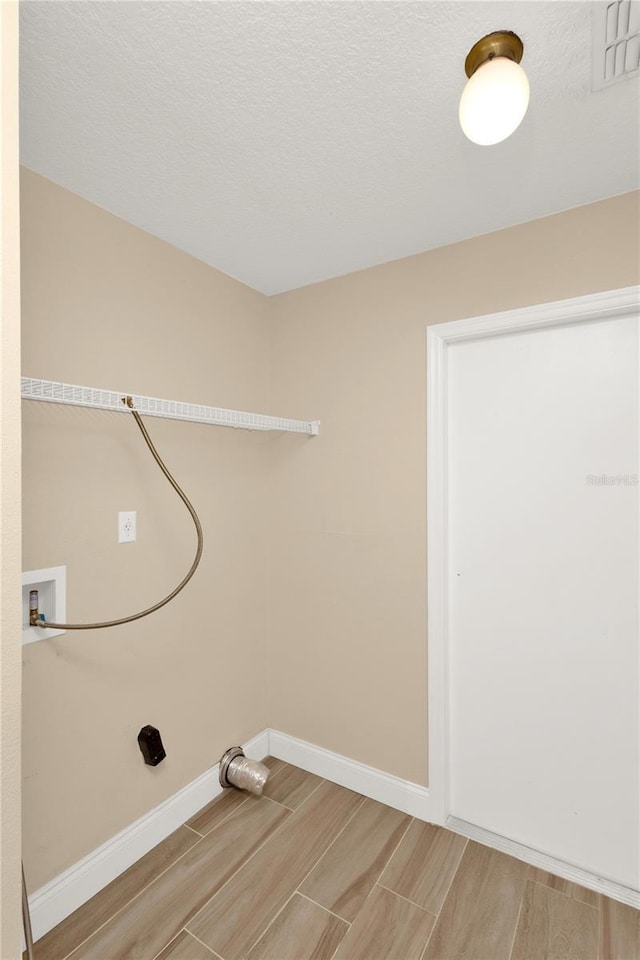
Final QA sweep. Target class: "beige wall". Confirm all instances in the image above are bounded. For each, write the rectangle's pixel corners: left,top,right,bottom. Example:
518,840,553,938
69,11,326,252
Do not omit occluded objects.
21,170,271,888
267,191,640,786
20,166,639,892
1,3,23,957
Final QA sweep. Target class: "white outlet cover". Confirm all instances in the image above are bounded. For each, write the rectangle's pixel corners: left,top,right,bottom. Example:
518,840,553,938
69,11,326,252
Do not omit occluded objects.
119,511,137,543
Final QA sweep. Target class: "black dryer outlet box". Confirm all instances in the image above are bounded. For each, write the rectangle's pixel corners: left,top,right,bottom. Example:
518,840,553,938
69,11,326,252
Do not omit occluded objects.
138,725,166,766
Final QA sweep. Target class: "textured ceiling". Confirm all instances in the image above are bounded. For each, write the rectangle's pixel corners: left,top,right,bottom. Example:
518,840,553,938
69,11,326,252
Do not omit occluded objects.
19,1,640,295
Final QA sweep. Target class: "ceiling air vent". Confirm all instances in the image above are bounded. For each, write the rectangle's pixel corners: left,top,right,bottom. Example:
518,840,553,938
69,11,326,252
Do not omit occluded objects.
592,0,640,89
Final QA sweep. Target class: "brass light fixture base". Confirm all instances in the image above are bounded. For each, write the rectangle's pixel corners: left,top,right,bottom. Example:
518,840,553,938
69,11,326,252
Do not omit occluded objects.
464,31,524,78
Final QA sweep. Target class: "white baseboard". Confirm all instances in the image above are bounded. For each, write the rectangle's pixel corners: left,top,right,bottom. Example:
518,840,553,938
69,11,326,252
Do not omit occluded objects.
27,727,430,944
27,729,269,942
446,816,640,909
268,729,431,820
29,727,636,946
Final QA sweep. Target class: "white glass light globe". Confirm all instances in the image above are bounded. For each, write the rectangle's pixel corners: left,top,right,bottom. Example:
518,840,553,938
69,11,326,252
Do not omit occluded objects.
459,56,530,146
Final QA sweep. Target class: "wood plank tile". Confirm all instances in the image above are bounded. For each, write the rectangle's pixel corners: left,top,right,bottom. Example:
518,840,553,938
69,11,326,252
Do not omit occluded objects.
186,788,249,837
423,840,528,960
246,894,348,960
154,930,220,959
529,867,600,909
261,755,287,778
379,820,467,915
261,763,323,810
32,826,199,960
67,796,289,960
599,896,640,960
511,880,598,960
188,780,363,960
186,758,286,837
333,885,436,960
300,798,410,922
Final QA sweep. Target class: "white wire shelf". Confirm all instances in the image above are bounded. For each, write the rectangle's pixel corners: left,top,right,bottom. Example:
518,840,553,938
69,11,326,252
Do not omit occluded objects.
21,378,320,436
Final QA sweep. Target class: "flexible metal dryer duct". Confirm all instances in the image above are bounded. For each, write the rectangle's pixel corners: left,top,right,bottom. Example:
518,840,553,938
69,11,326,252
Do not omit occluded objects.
219,748,270,795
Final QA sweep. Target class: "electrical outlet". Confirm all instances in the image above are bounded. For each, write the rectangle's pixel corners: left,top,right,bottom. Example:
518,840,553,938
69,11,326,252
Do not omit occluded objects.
119,511,137,543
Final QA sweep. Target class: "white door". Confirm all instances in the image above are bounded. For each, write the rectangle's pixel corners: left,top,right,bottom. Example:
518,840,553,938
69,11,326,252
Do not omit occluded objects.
427,288,639,900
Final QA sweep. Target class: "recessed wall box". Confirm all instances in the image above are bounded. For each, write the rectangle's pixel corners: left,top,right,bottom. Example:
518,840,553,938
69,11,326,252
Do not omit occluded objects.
22,566,67,643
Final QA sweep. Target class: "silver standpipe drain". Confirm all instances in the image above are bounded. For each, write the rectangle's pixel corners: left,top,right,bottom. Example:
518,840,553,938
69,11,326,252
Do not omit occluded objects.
219,747,270,796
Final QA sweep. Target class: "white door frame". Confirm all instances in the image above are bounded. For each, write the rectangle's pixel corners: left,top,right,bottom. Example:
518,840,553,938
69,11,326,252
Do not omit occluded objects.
426,285,640,906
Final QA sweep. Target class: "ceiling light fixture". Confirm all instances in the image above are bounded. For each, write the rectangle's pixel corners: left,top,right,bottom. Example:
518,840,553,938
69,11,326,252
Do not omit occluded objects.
459,31,529,146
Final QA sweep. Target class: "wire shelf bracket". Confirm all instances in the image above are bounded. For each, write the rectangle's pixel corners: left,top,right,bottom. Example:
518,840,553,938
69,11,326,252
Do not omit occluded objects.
21,378,320,436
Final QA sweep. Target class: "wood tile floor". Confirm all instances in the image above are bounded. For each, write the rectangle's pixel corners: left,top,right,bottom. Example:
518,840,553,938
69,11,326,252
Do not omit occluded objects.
30,759,640,960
